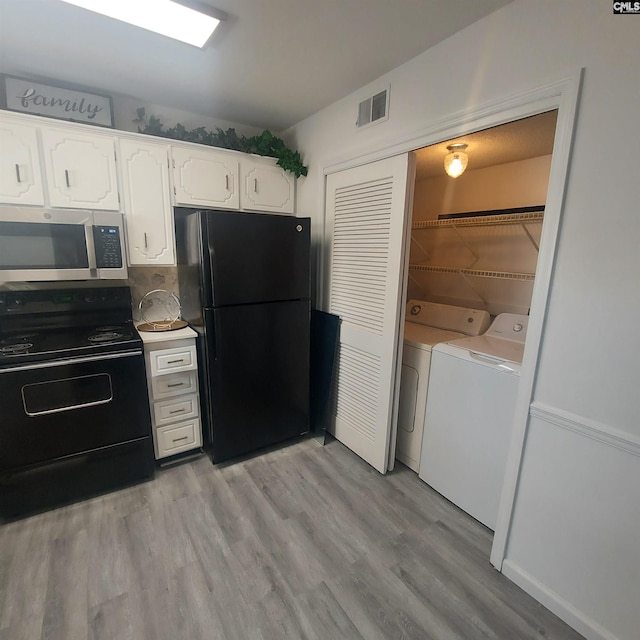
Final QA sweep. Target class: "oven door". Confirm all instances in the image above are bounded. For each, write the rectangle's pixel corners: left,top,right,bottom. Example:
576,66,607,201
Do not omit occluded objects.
0,207,95,281
0,350,152,472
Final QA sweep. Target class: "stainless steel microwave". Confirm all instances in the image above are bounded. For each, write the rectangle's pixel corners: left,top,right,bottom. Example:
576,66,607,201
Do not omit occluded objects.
0,207,127,282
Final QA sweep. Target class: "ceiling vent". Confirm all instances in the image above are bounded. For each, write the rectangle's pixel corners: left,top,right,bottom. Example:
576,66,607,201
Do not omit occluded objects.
357,89,389,128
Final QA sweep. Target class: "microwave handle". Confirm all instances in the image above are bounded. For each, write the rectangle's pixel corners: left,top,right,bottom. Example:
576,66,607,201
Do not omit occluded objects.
85,224,97,270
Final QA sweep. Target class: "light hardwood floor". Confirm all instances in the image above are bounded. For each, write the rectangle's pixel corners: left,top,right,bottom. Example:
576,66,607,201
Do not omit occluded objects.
0,437,584,640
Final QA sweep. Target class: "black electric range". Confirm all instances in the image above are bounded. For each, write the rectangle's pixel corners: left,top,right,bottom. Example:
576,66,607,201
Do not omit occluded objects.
0,287,154,519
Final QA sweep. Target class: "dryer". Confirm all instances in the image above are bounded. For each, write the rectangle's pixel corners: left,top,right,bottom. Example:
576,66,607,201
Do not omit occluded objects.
397,301,490,472
419,313,529,530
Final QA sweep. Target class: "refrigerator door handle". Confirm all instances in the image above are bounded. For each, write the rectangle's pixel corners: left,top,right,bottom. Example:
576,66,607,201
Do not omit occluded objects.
204,310,218,360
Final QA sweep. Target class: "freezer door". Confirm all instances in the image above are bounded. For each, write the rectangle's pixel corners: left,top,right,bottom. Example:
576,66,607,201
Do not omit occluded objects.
204,300,310,462
205,211,310,305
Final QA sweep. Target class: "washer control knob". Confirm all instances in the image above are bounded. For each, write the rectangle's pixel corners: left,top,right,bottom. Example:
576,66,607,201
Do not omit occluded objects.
513,323,523,332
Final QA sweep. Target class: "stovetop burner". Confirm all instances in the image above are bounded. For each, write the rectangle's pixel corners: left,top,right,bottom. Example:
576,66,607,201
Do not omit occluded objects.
0,343,34,354
88,330,125,343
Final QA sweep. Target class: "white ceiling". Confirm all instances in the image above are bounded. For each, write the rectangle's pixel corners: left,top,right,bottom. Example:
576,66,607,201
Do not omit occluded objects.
0,0,512,131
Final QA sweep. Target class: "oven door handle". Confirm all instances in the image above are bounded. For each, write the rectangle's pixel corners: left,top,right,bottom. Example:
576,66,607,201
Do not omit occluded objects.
23,386,113,417
0,349,142,373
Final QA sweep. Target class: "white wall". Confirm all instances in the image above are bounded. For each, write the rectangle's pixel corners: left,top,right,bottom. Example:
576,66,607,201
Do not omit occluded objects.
286,2,640,639
111,93,263,137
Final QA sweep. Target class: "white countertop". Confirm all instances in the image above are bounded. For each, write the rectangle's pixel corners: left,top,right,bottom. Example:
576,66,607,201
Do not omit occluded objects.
136,325,197,343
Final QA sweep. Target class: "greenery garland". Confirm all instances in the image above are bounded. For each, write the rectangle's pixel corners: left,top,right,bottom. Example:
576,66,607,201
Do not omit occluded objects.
134,108,308,178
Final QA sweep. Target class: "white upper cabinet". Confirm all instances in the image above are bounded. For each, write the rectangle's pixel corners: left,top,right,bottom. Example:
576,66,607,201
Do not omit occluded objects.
0,120,45,205
0,111,296,224
41,127,120,210
118,139,175,266
172,146,239,209
240,157,295,214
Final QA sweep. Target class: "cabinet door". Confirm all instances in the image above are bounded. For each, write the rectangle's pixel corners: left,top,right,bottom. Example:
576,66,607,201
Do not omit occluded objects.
149,344,197,375
151,370,198,400
152,393,199,428
41,128,119,210
240,158,295,213
0,121,44,205
119,139,175,265
172,146,239,209
156,419,202,458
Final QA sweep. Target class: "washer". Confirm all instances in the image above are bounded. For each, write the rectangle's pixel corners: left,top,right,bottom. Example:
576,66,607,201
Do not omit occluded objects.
396,300,490,472
418,313,529,530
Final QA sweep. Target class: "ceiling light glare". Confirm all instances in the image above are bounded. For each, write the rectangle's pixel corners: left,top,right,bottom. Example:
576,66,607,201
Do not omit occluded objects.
444,143,469,178
59,0,221,48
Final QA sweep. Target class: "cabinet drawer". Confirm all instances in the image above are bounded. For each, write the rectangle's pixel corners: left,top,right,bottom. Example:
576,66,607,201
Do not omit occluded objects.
151,370,198,399
152,393,199,427
156,419,202,458
150,345,197,376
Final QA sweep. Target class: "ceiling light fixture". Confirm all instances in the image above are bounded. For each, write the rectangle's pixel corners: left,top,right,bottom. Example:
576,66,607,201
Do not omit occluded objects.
58,0,222,48
444,143,469,178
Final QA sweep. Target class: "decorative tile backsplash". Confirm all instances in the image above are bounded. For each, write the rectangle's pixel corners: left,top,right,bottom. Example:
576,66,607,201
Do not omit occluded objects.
128,267,180,321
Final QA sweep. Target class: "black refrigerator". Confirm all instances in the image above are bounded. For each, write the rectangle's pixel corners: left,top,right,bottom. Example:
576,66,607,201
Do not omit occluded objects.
175,209,311,463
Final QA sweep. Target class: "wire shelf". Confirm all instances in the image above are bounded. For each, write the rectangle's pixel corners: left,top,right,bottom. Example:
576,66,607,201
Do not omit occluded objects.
408,264,535,281
412,210,544,230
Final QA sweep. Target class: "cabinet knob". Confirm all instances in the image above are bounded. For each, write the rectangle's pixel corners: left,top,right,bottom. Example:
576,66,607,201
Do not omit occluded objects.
15,164,22,183
64,169,71,188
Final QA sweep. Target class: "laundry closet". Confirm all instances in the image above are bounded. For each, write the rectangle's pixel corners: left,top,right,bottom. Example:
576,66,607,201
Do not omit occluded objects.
395,110,558,529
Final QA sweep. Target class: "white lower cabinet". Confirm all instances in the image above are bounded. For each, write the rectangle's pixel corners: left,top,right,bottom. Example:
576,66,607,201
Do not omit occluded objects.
156,419,200,457
153,393,199,427
139,327,203,460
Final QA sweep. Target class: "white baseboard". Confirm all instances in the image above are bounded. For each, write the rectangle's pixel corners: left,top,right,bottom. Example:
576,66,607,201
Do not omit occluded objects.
502,560,620,640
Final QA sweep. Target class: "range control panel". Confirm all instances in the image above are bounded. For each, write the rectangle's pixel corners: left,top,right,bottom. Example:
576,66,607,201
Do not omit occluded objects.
93,225,123,269
0,287,132,315
406,299,491,336
485,313,529,343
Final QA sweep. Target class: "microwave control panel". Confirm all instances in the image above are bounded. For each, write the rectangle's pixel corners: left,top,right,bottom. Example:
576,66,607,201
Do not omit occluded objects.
93,226,123,269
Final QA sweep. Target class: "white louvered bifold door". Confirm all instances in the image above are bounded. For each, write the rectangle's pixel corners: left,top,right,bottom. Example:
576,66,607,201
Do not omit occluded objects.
325,154,414,473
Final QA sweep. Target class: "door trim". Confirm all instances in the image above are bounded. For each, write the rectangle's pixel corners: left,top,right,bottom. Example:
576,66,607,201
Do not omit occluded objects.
316,69,584,570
